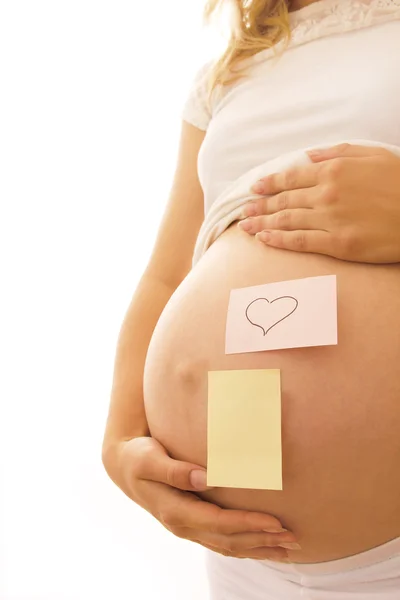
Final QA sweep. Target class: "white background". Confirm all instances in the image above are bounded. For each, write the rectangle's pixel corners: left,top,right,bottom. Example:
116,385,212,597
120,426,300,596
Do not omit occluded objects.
0,2,223,598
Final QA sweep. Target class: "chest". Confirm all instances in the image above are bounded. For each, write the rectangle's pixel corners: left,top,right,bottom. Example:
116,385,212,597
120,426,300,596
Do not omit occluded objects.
198,21,400,212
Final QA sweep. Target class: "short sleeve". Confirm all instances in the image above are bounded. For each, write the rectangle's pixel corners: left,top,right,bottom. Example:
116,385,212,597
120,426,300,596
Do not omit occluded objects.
181,62,213,131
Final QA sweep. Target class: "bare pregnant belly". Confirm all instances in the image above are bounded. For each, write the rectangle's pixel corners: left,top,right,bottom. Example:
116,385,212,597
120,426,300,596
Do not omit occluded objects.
143,222,400,563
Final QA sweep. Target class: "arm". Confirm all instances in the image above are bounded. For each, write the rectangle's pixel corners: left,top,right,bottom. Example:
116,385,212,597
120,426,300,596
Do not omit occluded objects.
102,120,206,461
101,120,296,560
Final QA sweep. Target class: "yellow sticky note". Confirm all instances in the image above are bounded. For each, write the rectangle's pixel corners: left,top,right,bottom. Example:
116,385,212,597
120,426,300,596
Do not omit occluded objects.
207,369,282,490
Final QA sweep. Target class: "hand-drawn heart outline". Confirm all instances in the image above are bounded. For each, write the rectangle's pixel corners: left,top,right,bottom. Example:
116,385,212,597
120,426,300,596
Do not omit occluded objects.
245,296,299,337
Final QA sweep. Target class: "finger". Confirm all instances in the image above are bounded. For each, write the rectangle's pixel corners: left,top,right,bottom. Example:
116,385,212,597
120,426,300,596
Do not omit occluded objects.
239,209,320,235
199,540,291,562
251,163,320,195
190,529,298,552
265,189,315,214
240,189,315,219
307,143,392,162
129,437,213,492
255,229,332,255
160,492,285,534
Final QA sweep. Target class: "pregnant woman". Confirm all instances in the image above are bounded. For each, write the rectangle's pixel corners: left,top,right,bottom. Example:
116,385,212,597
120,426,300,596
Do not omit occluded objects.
102,0,400,597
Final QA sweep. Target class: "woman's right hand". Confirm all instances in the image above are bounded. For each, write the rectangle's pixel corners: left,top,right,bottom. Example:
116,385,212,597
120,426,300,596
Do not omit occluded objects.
104,436,299,561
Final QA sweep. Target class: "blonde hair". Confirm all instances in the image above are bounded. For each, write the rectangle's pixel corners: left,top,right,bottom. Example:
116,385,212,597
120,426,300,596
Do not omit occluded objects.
204,0,293,94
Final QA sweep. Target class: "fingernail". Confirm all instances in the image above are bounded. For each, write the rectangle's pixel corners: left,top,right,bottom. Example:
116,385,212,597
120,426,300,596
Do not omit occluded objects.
279,543,302,550
238,219,252,232
307,149,323,158
256,231,272,243
189,469,207,490
263,528,288,533
251,182,265,194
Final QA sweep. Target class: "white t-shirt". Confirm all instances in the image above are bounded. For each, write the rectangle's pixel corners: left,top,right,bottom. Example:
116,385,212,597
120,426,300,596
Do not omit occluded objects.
182,0,400,216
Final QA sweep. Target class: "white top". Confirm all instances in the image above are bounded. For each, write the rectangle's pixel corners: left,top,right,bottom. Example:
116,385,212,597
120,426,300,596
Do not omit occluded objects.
182,0,400,216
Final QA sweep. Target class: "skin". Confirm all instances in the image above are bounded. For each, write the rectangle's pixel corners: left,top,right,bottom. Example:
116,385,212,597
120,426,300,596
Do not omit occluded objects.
144,216,400,562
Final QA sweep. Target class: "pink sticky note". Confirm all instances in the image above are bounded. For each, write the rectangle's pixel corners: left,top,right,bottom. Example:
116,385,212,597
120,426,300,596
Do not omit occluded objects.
225,275,337,354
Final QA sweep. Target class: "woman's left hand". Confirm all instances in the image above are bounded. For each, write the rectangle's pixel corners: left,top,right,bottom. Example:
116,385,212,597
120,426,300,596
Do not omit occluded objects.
238,144,400,263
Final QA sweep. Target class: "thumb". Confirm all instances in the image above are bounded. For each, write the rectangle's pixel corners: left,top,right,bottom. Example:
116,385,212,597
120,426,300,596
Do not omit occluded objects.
307,143,385,162
133,437,213,492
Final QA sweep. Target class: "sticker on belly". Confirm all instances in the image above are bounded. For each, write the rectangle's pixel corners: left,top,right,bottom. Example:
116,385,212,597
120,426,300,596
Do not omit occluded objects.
207,369,282,490
225,274,337,354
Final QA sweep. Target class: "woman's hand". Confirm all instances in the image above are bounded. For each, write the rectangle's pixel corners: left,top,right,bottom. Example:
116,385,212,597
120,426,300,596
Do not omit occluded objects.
238,144,400,263
105,436,299,561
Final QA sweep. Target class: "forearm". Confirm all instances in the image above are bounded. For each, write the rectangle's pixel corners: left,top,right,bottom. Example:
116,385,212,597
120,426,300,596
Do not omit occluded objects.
102,272,176,457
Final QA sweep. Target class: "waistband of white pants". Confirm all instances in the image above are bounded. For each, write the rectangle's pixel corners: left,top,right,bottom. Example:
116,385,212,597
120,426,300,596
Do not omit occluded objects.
262,536,400,576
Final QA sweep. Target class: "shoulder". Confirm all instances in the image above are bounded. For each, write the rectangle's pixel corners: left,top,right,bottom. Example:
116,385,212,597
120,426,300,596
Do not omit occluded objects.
181,61,215,132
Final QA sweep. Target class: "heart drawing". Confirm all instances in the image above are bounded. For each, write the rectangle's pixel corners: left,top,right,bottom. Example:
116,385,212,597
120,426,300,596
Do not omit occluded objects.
245,296,299,337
